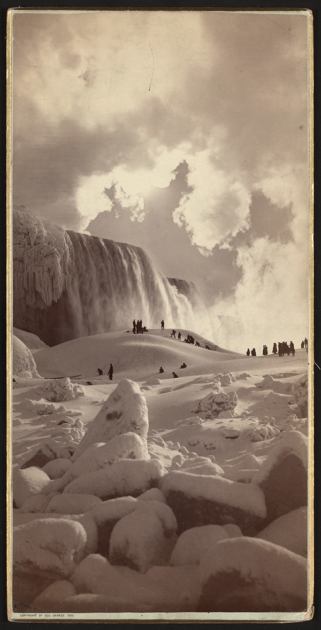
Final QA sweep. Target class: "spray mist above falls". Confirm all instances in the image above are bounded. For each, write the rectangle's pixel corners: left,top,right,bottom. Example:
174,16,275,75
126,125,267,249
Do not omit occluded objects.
13,209,214,346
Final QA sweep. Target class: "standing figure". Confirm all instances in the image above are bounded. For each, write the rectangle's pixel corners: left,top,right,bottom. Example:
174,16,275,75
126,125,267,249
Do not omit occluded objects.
170,330,176,338
251,348,256,357
161,320,164,330
289,341,295,356
159,366,164,373
108,364,114,381
246,348,250,356
178,332,181,340
301,340,305,349
273,343,277,354
133,320,136,334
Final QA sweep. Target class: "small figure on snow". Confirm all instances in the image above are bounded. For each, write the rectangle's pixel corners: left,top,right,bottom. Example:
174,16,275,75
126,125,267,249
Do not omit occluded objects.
97,368,103,376
195,341,200,347
159,366,164,373
108,364,114,381
133,320,136,334
262,345,268,356
246,348,250,356
251,348,256,357
301,340,305,349
180,362,187,369
172,372,178,378
289,341,295,356
273,343,277,354
170,330,176,338
178,332,181,340
161,320,165,330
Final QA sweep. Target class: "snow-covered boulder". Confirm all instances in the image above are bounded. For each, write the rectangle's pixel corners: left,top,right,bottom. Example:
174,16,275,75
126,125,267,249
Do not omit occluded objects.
252,431,308,525
72,379,149,461
292,373,308,418
91,497,138,557
14,518,87,574
161,471,266,535
20,437,75,470
256,507,307,557
63,458,164,500
46,493,102,515
43,458,73,479
198,537,307,612
171,525,229,566
137,488,167,503
31,580,76,612
13,327,48,351
19,493,56,514
71,433,149,477
192,390,238,419
109,501,177,573
13,467,51,508
36,378,85,402
13,335,41,379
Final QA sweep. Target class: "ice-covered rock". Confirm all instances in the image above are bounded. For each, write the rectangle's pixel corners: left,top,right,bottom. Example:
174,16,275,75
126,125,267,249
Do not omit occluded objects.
31,580,76,612
252,431,308,525
42,458,73,479
36,378,85,402
161,471,266,535
256,507,307,557
192,390,238,419
109,501,177,573
90,497,138,557
171,525,229,566
13,518,87,577
13,335,41,379
198,537,307,612
19,493,56,514
137,488,167,503
292,373,308,418
46,493,102,515
63,459,164,500
72,379,149,460
13,467,51,508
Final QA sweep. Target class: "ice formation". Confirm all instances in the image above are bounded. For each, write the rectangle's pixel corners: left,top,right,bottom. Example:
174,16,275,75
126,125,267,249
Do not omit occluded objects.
12,335,41,379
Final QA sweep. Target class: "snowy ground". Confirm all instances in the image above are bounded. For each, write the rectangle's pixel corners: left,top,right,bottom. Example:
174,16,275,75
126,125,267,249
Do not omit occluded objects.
11,329,309,617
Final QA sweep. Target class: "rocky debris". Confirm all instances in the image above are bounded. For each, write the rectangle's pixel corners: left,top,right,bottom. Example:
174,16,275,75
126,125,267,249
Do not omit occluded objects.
292,373,308,418
256,507,308,558
43,458,73,479
36,378,85,403
252,431,308,526
192,390,238,419
161,471,266,535
171,524,229,566
13,467,51,508
109,501,177,573
13,335,41,379
73,379,149,461
198,537,307,612
46,493,102,515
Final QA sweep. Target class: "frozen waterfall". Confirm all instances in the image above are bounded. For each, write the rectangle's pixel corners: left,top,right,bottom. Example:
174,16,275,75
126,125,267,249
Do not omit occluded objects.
13,209,213,346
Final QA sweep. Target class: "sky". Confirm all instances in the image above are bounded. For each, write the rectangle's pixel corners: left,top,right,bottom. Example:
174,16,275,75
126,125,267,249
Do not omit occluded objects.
12,10,311,351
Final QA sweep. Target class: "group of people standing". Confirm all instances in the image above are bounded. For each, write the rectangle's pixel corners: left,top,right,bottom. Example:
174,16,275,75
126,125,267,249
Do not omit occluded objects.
133,319,148,334
97,364,114,380
246,340,297,358
301,338,308,352
246,348,257,357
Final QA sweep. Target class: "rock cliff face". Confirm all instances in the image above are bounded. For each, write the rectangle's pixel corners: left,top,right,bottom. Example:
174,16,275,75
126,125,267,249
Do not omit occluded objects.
13,209,213,346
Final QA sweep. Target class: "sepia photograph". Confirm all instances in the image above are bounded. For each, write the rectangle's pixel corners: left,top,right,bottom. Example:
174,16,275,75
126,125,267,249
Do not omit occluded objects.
8,8,313,621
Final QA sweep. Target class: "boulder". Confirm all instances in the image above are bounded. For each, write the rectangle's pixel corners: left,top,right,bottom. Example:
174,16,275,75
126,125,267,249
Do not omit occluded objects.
19,493,56,514
72,379,149,460
63,458,164,500
42,458,73,479
91,496,138,557
109,501,177,572
252,431,307,525
46,493,102,515
13,467,51,508
256,507,307,557
161,471,266,535
171,525,229,566
198,537,307,612
13,335,41,379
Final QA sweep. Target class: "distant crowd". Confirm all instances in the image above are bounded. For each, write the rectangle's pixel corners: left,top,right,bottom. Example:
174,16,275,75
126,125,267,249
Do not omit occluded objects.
246,338,308,358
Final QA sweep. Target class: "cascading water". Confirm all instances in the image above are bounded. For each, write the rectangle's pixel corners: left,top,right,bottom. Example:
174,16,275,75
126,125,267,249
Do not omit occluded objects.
13,209,213,346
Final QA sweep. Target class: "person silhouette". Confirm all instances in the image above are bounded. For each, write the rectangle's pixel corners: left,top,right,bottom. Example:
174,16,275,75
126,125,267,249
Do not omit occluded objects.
97,368,103,376
108,364,114,381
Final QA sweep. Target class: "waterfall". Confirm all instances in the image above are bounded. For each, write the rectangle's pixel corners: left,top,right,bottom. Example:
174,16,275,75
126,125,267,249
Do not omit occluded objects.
13,209,213,346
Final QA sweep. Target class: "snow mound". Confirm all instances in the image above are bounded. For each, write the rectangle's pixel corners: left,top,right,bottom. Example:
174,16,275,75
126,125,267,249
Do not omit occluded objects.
192,390,238,419
43,458,73,479
199,537,307,612
36,377,85,402
13,335,41,379
13,518,87,577
19,493,56,514
63,459,165,500
292,373,308,417
171,525,229,566
31,580,76,612
13,467,51,508
73,379,149,460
